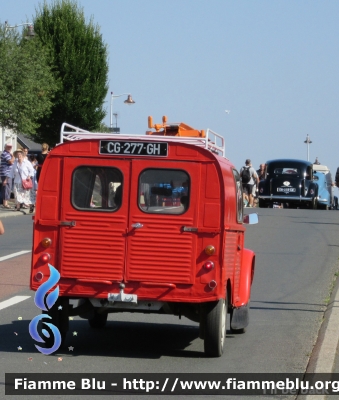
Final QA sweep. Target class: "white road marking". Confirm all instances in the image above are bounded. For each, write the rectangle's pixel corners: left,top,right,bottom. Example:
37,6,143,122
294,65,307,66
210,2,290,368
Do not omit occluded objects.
0,296,31,311
0,250,31,262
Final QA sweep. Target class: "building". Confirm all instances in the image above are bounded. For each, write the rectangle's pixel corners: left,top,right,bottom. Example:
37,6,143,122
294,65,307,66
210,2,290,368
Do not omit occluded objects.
1,127,17,150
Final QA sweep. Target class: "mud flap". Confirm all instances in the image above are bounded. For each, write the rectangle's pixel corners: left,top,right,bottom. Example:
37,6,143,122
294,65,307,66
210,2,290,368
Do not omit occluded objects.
230,303,249,330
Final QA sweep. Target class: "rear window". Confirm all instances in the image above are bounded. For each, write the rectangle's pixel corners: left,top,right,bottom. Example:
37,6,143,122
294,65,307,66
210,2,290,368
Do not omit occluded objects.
273,167,300,175
139,169,190,214
72,166,122,211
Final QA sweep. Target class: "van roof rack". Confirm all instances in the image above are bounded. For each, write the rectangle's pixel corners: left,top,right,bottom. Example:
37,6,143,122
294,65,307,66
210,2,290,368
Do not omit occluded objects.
60,117,226,158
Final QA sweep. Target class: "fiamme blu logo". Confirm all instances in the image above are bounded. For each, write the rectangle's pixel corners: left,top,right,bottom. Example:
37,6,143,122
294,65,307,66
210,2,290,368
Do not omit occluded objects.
29,264,61,355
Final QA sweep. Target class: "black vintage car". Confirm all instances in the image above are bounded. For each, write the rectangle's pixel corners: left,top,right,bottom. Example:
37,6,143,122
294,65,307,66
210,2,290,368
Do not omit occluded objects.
258,159,318,208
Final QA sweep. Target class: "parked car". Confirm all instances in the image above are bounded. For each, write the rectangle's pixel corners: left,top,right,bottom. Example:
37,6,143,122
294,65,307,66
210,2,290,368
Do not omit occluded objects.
258,159,318,208
313,171,338,210
312,163,338,210
313,171,331,209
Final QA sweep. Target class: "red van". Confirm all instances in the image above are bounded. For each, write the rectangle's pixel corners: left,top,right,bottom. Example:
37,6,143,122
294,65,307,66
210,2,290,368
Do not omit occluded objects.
30,116,257,357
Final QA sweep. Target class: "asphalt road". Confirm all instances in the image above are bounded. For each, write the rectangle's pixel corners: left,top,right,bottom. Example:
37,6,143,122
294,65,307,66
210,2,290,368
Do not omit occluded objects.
1,208,339,399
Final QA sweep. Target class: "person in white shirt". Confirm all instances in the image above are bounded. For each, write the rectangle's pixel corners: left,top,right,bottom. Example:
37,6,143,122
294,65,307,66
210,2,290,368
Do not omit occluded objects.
9,150,35,212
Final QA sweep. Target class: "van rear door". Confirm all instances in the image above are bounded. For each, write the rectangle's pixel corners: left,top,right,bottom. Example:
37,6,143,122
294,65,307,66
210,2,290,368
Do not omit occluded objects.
59,157,200,286
126,160,200,285
59,157,130,282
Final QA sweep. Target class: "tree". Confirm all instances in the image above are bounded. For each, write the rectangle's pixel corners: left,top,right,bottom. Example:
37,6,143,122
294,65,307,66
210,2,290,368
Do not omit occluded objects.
33,0,109,145
0,24,57,136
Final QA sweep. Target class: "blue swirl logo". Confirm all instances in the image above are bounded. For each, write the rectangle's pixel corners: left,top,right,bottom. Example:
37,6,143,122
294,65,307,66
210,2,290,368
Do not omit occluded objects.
29,264,62,355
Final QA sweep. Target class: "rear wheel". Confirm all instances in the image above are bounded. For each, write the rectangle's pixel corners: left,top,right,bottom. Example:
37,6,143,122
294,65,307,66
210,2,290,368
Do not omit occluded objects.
41,298,69,352
204,298,227,357
88,310,108,328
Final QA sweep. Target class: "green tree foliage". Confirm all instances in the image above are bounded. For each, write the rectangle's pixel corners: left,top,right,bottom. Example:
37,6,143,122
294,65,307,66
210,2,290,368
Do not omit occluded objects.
0,24,57,135
34,0,109,145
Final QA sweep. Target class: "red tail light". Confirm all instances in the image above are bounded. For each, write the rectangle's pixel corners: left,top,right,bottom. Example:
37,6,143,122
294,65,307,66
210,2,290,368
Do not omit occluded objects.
40,253,51,263
203,261,215,271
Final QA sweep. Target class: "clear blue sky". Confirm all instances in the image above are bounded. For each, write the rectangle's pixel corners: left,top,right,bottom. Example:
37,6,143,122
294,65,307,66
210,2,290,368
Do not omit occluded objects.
3,1,339,176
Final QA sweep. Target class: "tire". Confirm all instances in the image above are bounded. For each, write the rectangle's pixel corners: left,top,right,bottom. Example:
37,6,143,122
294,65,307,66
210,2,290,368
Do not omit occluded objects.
204,298,227,357
88,310,108,328
42,298,69,351
258,199,266,208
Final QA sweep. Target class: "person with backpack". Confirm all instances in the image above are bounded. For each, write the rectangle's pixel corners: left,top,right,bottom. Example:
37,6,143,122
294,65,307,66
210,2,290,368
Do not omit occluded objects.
240,159,259,207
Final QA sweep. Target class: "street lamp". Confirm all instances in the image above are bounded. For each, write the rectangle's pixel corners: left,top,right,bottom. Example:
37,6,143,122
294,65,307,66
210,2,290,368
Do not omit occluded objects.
110,92,135,132
4,21,35,38
304,134,312,161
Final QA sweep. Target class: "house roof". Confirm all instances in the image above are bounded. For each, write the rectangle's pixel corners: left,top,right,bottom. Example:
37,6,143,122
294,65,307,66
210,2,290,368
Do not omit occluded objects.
17,134,41,151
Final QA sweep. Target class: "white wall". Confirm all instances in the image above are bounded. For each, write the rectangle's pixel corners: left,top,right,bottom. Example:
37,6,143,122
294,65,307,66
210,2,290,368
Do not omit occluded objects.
1,127,17,151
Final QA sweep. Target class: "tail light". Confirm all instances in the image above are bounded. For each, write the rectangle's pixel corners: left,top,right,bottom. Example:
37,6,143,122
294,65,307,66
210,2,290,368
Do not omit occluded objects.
41,238,52,248
35,271,44,281
203,261,215,271
40,253,51,263
208,280,217,290
204,245,215,255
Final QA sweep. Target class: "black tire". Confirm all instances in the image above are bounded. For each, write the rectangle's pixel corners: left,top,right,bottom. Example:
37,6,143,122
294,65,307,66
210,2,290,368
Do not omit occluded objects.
41,298,69,351
88,310,108,328
258,199,266,208
204,298,227,357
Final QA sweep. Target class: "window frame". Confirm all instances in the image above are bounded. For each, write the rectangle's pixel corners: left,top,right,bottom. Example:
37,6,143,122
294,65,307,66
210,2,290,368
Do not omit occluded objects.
138,168,190,215
71,165,123,212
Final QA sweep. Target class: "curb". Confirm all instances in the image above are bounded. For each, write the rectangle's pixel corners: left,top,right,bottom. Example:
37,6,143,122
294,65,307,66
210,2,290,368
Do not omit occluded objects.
0,210,35,219
299,263,339,400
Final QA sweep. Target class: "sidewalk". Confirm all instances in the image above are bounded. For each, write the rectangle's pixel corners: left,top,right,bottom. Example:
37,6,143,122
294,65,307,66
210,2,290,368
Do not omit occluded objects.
0,199,35,219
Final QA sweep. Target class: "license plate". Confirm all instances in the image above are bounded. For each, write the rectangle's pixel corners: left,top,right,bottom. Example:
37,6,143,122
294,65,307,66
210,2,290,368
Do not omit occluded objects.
277,187,296,193
108,292,137,304
100,141,168,156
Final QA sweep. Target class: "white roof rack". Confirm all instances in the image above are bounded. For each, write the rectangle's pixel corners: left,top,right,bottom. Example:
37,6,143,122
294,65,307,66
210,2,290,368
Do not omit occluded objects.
60,122,226,158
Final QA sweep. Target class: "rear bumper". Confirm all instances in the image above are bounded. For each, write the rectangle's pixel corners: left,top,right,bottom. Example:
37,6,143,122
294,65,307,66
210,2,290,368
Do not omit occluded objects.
258,195,313,202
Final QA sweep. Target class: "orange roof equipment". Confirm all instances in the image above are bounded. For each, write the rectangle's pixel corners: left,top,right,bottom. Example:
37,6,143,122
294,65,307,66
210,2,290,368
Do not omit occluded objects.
147,115,206,138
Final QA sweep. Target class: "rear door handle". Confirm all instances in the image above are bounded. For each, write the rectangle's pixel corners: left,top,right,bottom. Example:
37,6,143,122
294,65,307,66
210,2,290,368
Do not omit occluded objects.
131,223,143,229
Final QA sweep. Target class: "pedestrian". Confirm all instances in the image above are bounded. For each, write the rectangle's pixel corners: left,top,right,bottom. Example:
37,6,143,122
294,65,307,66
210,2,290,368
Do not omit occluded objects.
36,143,49,182
29,154,38,192
240,159,259,208
9,149,35,213
0,219,4,234
0,143,15,209
256,164,266,181
22,148,29,160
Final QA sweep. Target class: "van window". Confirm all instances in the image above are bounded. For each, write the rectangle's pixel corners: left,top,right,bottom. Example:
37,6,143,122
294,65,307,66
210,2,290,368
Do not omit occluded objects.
139,169,189,214
72,166,123,211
